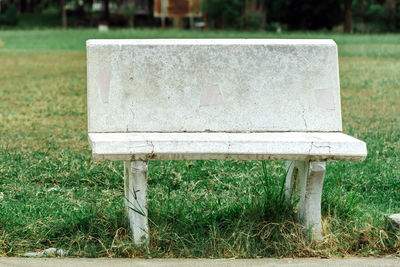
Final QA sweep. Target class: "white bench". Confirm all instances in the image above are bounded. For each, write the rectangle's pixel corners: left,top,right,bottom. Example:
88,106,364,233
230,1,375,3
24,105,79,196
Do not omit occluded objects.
86,39,367,244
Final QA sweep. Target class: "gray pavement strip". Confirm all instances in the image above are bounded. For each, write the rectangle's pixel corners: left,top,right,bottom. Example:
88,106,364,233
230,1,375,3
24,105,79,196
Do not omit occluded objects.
0,257,400,267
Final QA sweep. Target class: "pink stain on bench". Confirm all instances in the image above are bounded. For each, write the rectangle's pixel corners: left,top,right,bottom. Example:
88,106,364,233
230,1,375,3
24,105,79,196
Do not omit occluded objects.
314,88,335,110
200,84,223,107
96,66,111,103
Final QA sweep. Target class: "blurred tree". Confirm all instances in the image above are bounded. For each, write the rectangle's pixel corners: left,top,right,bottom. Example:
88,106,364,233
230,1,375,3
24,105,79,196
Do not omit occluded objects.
103,0,110,22
344,0,353,32
60,0,66,28
73,0,85,25
245,0,267,30
383,0,397,31
124,0,135,27
269,0,342,30
352,0,399,31
204,0,244,29
0,0,397,31
0,3,18,25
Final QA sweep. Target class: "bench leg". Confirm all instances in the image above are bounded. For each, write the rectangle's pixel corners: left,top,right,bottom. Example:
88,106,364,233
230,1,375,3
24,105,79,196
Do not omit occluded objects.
285,161,326,240
124,161,149,245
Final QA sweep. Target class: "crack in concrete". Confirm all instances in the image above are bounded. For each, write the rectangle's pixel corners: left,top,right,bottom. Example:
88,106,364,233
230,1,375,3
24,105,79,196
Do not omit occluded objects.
309,141,332,154
146,140,155,160
300,104,308,129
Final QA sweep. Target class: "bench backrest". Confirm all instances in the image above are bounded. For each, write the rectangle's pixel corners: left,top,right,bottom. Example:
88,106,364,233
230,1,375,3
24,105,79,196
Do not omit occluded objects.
87,39,342,133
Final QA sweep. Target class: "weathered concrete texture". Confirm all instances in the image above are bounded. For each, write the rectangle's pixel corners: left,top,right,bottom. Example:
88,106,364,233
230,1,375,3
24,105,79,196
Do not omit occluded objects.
1,257,400,267
86,39,368,245
286,161,326,240
87,39,342,133
389,214,400,228
89,132,367,161
124,161,149,244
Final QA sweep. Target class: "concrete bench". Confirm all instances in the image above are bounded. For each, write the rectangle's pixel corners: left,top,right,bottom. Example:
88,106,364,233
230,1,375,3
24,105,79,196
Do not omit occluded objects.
86,39,367,244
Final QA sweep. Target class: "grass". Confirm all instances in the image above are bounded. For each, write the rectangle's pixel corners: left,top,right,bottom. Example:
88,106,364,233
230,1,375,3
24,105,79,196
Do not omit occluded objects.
0,29,399,258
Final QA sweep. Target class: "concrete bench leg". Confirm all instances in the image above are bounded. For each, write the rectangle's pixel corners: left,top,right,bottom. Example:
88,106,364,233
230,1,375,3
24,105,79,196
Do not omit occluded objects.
285,160,326,240
124,161,149,245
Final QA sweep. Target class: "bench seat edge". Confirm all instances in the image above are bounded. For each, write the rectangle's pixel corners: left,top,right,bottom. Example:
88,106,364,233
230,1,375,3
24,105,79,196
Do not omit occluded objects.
88,132,367,162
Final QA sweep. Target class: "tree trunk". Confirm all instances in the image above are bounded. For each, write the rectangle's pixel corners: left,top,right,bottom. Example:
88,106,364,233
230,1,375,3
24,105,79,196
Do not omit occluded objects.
251,0,257,11
385,0,396,10
61,0,67,29
15,0,21,14
173,17,183,29
258,0,267,30
27,0,32,12
103,0,110,22
245,0,249,29
344,0,352,33
125,0,134,27
203,0,208,29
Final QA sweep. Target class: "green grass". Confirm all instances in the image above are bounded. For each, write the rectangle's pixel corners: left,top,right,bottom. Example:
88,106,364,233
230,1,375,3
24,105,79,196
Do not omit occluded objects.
0,29,399,258
1,28,400,57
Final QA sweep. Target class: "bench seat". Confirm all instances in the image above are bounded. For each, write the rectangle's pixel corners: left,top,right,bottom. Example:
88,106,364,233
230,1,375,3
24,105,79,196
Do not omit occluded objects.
89,132,367,162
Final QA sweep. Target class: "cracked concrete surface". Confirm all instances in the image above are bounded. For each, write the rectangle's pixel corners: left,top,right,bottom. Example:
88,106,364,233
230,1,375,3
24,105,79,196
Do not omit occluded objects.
89,132,367,162
87,39,342,133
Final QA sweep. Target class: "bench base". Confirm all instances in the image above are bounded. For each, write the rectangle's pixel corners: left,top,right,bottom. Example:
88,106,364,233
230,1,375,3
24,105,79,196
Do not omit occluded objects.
97,132,365,244
286,161,326,240
124,161,149,245
89,132,367,162
123,159,328,244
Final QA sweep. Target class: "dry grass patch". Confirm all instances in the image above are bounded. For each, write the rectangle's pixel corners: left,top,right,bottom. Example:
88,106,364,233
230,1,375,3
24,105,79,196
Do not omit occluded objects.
0,51,87,152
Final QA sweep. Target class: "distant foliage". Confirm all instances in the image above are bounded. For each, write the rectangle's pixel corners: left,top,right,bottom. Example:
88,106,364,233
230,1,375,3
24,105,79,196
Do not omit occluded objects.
1,4,19,26
0,0,399,32
268,0,342,30
204,0,245,29
247,10,264,30
202,0,400,32
354,0,400,32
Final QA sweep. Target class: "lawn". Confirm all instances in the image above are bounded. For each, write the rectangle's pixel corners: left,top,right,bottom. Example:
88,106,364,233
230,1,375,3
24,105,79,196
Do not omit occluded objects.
0,29,399,258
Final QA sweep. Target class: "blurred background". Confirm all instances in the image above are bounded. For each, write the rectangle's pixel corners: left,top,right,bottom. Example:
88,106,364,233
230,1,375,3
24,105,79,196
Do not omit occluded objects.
0,0,399,33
